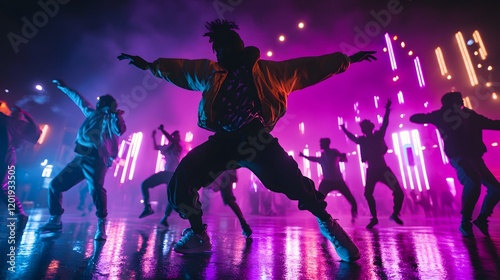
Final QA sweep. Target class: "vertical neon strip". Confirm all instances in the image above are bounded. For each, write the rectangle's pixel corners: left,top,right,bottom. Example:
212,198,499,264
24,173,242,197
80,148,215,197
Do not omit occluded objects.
473,30,487,60
456,32,478,86
401,131,415,190
114,140,126,177
129,132,143,181
385,33,397,70
299,122,305,135
356,144,366,187
435,47,448,76
37,124,49,144
288,151,294,158
374,96,379,108
121,134,135,183
185,131,193,142
435,129,449,164
155,135,167,173
412,129,430,190
316,151,323,179
302,146,311,178
446,177,456,197
414,57,426,87
397,91,404,104
392,132,408,190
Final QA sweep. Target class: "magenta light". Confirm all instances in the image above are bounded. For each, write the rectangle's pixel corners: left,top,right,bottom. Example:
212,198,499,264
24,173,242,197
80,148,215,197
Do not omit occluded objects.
299,122,305,135
385,33,397,70
128,132,143,181
120,136,134,183
392,132,408,190
435,129,449,164
411,129,430,190
414,56,426,88
397,91,404,104
356,144,366,187
374,96,379,108
302,145,311,178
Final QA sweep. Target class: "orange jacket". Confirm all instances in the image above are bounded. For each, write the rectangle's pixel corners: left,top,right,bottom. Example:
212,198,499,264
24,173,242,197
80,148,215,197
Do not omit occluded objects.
150,50,350,132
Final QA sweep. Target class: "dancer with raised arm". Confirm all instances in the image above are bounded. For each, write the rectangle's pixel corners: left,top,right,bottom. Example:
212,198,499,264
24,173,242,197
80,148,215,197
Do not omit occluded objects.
39,79,126,240
118,19,376,261
341,99,404,228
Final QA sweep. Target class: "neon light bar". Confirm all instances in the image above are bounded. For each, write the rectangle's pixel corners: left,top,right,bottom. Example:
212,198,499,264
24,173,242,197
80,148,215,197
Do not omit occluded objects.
316,151,323,179
435,47,448,76
121,135,135,183
356,144,366,187
377,114,383,124
374,96,379,108
385,33,397,70
392,132,408,190
397,91,404,104
463,96,473,109
414,57,426,88
185,131,193,143
155,135,167,173
337,116,344,128
114,140,126,177
128,132,143,180
37,124,49,144
473,30,487,60
456,32,478,86
435,129,449,164
299,122,305,135
412,129,430,190
302,145,311,178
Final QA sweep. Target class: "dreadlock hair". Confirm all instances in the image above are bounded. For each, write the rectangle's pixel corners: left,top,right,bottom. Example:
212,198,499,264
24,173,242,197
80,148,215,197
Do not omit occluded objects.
203,19,244,52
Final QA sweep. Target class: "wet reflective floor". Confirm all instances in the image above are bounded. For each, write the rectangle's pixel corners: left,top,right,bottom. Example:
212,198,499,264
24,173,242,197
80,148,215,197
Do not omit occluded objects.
1,209,499,280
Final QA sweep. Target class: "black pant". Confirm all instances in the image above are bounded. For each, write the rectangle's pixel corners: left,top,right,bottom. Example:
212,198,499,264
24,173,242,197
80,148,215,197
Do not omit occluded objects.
141,170,174,216
49,155,108,218
0,148,24,215
167,124,327,221
318,179,357,215
364,165,404,218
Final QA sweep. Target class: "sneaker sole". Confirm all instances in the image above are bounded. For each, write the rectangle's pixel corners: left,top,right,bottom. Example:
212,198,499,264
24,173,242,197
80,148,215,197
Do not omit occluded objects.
139,212,155,219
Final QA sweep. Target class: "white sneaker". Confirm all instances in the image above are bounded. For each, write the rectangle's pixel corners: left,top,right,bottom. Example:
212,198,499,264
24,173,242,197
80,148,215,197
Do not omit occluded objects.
317,217,360,262
174,225,211,254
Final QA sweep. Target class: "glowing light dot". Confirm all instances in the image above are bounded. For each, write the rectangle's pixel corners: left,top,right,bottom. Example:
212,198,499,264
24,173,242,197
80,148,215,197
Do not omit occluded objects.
492,142,498,147
408,50,413,56
266,51,273,57
279,35,285,42
35,85,43,91
4,89,9,93
493,93,498,100
399,124,403,128
393,35,398,40
401,42,405,48
486,82,491,87
477,63,482,69
473,51,479,56
383,47,387,52
298,22,304,29
392,76,399,82
424,102,429,108
467,39,474,46
400,114,404,118
432,144,438,148
488,66,493,71
447,75,452,80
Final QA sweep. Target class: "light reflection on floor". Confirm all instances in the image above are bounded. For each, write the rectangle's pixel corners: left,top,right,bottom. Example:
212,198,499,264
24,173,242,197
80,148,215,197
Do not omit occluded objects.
1,208,499,279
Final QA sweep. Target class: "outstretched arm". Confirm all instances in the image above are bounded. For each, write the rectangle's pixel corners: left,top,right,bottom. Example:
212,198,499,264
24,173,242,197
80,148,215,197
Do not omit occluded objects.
340,124,360,144
475,111,500,130
409,113,433,124
299,152,321,163
263,51,376,94
158,124,174,142
52,79,94,117
379,99,391,136
151,130,160,150
117,53,213,92
16,107,41,144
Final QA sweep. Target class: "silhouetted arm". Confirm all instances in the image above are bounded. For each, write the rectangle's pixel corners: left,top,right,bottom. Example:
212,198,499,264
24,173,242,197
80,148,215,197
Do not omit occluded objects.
379,99,391,136
158,125,174,142
52,79,94,117
409,113,433,124
18,108,41,144
340,125,360,144
152,130,160,150
300,153,321,163
476,112,500,130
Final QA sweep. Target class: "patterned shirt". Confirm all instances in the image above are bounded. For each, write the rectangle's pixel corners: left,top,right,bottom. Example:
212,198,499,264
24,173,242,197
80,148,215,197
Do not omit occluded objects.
213,64,264,132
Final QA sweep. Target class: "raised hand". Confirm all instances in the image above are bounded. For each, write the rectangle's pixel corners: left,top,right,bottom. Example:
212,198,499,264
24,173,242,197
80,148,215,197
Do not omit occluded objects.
117,53,151,70
340,123,346,130
349,51,377,63
158,124,164,131
152,130,157,137
385,98,392,109
299,152,305,157
52,79,67,87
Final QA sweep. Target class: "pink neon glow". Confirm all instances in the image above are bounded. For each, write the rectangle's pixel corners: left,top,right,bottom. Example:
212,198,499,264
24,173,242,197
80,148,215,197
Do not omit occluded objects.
397,91,404,104
299,122,305,135
411,129,430,190
414,56,426,87
385,33,397,70
114,140,126,177
37,124,49,144
232,182,236,190
120,135,135,183
400,131,416,190
302,145,311,178
374,96,379,108
288,150,294,158
356,144,366,187
185,131,193,143
435,129,449,164
316,151,323,179
155,135,167,173
446,177,456,196
377,114,383,124
128,132,143,181
337,116,344,129
392,132,408,190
